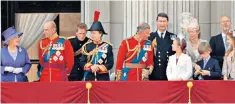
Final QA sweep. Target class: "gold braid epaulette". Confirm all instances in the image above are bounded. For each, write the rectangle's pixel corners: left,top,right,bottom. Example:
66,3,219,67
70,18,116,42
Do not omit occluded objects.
124,37,141,62
152,37,157,48
81,41,99,63
152,37,157,56
40,40,46,50
81,41,92,55
40,39,51,57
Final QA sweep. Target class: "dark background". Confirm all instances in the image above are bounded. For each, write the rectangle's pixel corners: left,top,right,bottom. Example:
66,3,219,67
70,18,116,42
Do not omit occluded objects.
1,1,81,39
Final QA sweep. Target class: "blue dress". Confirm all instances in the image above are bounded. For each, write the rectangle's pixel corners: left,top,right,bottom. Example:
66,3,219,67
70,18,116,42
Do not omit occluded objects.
1,46,31,82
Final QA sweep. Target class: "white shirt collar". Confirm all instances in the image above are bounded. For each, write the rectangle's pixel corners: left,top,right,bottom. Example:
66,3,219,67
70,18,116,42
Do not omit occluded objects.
157,30,167,38
222,32,226,37
203,56,210,62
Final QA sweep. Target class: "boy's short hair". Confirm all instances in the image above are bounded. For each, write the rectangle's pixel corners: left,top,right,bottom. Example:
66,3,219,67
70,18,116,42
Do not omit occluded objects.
76,23,87,31
198,42,212,54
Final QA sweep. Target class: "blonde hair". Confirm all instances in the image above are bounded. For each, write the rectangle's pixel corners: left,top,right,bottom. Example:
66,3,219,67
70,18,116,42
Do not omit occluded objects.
225,32,235,58
198,42,211,54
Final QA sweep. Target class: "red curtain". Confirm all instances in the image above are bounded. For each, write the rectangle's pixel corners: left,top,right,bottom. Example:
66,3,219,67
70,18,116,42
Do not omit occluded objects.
1,81,235,103
191,81,235,103
90,81,188,103
1,82,87,103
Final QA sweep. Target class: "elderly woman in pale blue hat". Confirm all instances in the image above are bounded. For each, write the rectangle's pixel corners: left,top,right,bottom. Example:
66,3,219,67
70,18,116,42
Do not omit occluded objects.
1,26,31,82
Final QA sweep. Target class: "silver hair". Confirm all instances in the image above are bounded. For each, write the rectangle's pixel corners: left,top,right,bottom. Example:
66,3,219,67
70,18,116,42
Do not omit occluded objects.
136,22,150,32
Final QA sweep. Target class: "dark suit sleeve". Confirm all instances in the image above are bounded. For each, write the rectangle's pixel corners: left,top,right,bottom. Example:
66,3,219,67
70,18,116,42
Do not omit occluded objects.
148,32,155,41
104,45,114,70
210,60,222,78
209,36,216,57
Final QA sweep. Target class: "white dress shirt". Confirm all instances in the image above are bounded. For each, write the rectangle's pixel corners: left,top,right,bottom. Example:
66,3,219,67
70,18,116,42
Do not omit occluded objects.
157,30,166,38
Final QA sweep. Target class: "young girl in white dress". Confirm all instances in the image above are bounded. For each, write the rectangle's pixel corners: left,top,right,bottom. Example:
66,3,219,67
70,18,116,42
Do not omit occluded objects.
166,35,193,81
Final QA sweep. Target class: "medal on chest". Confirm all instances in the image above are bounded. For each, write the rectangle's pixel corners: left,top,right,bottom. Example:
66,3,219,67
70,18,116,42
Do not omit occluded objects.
52,42,64,50
98,44,108,53
143,44,151,51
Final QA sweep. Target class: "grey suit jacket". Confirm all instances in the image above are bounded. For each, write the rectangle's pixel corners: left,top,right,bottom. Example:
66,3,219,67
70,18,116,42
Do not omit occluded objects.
222,51,235,80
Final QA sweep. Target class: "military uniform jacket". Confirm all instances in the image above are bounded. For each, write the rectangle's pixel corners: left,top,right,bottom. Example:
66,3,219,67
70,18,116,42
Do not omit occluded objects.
80,41,114,81
148,31,175,80
116,35,154,81
38,34,74,82
68,36,90,81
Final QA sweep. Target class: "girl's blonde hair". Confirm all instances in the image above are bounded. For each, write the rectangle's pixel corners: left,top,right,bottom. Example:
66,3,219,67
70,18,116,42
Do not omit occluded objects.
225,32,235,59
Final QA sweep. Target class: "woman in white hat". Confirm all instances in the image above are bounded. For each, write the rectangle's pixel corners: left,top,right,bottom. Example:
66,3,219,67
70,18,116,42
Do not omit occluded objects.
186,18,207,63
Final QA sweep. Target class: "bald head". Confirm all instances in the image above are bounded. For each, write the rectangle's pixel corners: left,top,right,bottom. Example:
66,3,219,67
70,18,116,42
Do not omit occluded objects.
43,21,57,37
220,16,231,33
220,16,231,22
45,21,57,30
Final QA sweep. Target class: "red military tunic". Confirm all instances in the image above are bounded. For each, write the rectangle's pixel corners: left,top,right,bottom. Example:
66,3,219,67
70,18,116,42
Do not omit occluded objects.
116,35,154,81
38,33,74,82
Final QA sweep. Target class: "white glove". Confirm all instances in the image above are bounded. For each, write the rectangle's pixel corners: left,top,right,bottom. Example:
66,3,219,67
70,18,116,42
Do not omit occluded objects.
5,67,15,72
13,68,23,74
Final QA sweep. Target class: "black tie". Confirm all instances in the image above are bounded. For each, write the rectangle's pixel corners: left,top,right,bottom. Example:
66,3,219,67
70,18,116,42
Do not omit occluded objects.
161,33,164,39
